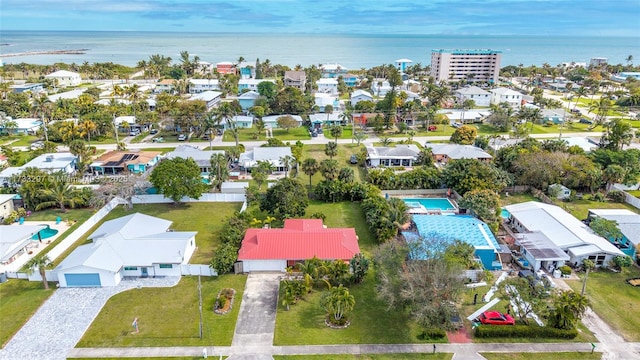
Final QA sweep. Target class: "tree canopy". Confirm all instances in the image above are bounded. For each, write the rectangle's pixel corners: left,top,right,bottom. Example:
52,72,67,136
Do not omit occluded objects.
259,178,309,219
150,157,208,203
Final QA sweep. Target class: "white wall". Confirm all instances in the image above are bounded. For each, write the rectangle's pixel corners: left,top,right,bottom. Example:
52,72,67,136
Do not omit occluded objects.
132,193,245,204
152,264,182,277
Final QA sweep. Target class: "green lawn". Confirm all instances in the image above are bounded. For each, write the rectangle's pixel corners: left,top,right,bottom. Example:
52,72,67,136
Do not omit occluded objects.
385,125,456,138
223,126,311,142
274,355,452,360
299,144,365,185
102,203,242,264
306,201,377,254
481,353,601,360
72,358,220,360
500,193,538,207
0,280,56,348
566,266,640,342
140,147,178,154
626,190,640,197
274,272,439,346
552,198,640,220
77,275,246,347
0,134,39,147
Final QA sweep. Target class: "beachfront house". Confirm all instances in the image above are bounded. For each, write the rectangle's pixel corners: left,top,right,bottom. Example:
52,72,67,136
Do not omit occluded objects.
237,219,360,272
284,71,306,91
342,73,359,87
189,79,220,93
351,90,374,107
395,58,413,73
45,70,82,87
454,86,491,107
320,64,347,78
216,62,236,75
55,213,197,287
238,62,254,79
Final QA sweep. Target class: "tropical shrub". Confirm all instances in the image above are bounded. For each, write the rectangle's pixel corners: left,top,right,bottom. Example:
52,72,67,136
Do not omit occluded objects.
474,324,577,339
559,265,572,276
417,328,447,340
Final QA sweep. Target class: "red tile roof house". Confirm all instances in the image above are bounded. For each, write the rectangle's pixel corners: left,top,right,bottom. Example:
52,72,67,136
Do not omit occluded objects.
237,219,360,272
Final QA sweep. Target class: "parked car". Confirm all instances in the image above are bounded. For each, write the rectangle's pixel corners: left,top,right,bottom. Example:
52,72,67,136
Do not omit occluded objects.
350,155,358,164
150,129,158,135
478,311,515,325
452,122,462,128
152,137,164,143
579,118,593,124
129,129,140,136
30,141,44,150
427,125,437,131
216,129,223,135
570,108,581,114
178,134,187,141
202,134,210,140
311,131,318,137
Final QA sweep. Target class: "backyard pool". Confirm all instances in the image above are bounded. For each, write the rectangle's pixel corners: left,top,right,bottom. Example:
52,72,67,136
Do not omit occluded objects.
31,225,58,240
403,198,457,213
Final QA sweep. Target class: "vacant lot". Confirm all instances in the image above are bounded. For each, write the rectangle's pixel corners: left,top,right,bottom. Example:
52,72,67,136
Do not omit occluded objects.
77,275,246,347
0,280,56,348
566,266,640,342
300,143,365,185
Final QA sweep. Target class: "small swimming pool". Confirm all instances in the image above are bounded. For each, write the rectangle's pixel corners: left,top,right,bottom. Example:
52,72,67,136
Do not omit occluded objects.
403,198,457,212
501,209,511,219
32,225,58,240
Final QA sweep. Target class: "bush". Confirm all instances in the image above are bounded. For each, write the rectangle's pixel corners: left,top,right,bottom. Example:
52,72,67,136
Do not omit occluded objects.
474,324,577,339
607,190,626,203
592,192,606,202
559,265,572,276
215,294,227,310
418,327,446,340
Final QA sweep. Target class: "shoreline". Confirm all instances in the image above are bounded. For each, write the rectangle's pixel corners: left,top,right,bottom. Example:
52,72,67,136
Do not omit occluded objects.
1,49,88,58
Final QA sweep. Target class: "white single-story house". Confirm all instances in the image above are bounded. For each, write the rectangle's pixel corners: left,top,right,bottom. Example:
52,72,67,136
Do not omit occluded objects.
0,225,47,265
56,213,197,287
190,91,223,110
262,115,303,129
189,79,220,93
504,201,624,270
45,70,82,87
350,89,373,107
426,143,492,165
221,115,254,129
237,219,360,272
5,118,42,135
239,147,292,172
442,110,490,124
165,145,225,174
0,194,16,222
316,78,339,95
455,86,491,107
541,109,566,124
366,144,420,167
0,153,78,185
549,184,571,200
490,87,523,107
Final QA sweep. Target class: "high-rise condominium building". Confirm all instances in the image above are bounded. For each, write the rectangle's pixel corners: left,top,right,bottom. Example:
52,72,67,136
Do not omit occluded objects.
430,49,502,84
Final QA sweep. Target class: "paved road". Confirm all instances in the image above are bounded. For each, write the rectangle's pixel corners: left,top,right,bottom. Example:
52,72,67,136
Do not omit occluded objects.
0,277,179,360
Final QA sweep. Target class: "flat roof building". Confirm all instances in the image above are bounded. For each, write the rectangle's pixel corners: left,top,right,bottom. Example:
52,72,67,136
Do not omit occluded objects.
430,49,502,84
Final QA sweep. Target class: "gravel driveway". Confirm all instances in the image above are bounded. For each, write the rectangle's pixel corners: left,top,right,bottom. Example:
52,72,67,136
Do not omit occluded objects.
0,277,179,360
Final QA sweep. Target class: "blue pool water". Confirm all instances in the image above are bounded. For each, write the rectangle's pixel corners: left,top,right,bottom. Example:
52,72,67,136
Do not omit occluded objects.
403,198,456,211
32,225,58,240
501,209,511,219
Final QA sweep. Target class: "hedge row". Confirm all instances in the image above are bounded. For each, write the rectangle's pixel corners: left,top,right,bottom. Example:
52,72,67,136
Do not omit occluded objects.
474,324,578,339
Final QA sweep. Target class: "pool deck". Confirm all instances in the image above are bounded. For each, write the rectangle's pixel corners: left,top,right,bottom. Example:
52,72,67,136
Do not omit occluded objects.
0,221,70,272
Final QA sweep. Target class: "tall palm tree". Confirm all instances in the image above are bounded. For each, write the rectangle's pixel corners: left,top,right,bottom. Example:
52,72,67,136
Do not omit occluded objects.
216,102,239,146
79,119,97,145
324,141,338,159
280,155,295,178
25,255,52,290
301,158,319,187
32,95,52,141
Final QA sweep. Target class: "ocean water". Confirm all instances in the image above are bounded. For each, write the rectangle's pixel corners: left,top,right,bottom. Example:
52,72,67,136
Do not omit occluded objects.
1,31,638,69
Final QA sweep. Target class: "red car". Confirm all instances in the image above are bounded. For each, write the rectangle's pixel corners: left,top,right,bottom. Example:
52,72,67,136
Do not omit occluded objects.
478,311,515,325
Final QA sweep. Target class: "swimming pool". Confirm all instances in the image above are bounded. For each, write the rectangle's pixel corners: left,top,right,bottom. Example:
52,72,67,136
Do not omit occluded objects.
403,198,457,212
32,225,58,240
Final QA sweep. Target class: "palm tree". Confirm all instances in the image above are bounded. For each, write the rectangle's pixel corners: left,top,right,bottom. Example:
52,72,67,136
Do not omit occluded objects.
320,159,339,181
79,119,97,145
549,290,589,330
36,178,82,211
573,86,587,111
320,284,355,324
588,97,613,128
210,153,229,192
280,155,295,178
32,95,52,141
202,111,218,149
301,158,319,187
25,255,52,289
329,125,343,142
324,141,338,159
216,102,239,146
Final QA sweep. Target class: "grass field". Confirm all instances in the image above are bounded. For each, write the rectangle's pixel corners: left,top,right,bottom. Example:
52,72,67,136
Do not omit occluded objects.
223,126,311,142
77,275,246,347
552,198,640,220
0,134,39,147
299,144,365,185
273,272,440,346
566,266,640,342
305,201,377,253
0,280,56,348
274,354,452,360
103,202,242,264
481,353,601,360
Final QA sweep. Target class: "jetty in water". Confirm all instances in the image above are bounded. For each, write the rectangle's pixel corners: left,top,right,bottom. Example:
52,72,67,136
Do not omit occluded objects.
1,49,88,57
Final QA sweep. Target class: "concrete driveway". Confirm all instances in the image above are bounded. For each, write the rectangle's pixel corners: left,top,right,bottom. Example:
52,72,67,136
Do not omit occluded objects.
230,273,281,356
0,277,179,360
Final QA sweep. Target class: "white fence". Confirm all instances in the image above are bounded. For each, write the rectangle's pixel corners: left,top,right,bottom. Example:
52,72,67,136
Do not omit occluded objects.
181,264,218,276
612,184,640,210
45,197,123,263
132,193,245,204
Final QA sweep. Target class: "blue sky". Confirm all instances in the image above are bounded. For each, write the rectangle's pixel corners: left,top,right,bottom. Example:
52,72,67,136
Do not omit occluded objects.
1,0,639,36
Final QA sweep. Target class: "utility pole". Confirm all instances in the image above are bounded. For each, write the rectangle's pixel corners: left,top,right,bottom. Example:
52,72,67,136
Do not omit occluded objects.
198,275,203,339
